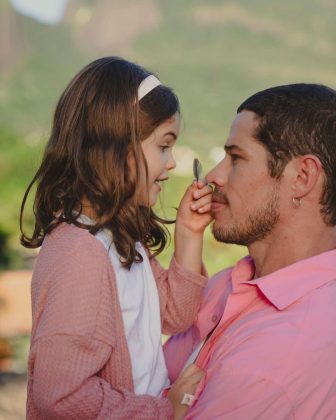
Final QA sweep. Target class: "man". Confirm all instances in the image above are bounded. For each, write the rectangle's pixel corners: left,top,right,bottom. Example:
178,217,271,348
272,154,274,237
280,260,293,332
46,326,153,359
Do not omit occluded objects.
165,84,336,419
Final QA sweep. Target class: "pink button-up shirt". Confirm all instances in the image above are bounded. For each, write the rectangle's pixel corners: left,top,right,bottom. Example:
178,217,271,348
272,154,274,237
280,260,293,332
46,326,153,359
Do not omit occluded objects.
165,250,336,419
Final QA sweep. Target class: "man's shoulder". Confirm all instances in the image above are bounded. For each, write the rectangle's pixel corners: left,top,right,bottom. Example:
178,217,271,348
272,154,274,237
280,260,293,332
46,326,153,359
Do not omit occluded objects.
206,255,251,291
202,265,235,301
209,266,234,285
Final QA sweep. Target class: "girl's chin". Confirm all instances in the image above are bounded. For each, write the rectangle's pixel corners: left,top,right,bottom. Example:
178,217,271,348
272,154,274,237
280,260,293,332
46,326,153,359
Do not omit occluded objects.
149,194,158,207
149,186,161,205
139,186,160,207
154,181,162,192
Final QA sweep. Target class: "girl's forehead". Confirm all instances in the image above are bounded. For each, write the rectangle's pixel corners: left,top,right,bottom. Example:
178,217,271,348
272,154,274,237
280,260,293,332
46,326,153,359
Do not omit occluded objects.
156,112,180,135
144,115,179,145
142,112,180,144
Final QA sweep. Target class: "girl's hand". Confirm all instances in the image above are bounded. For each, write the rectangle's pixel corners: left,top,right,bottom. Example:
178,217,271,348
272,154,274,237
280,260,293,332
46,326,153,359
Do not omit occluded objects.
174,180,213,274
167,364,204,420
176,181,213,235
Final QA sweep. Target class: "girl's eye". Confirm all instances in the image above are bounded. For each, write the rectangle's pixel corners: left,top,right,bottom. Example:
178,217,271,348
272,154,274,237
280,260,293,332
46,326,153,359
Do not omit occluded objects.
160,146,169,152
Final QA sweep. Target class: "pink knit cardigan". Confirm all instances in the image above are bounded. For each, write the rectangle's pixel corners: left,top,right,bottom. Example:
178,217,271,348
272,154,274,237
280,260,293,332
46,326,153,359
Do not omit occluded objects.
26,223,207,419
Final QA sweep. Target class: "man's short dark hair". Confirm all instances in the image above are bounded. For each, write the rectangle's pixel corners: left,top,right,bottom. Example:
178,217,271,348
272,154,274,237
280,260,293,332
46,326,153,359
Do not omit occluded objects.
237,83,336,226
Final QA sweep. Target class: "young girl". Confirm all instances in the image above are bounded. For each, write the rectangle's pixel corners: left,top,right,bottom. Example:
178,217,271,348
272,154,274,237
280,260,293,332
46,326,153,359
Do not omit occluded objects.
20,57,213,419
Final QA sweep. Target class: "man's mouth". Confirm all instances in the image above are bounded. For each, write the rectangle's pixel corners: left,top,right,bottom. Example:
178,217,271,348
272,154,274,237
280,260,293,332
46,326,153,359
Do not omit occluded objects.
211,192,229,205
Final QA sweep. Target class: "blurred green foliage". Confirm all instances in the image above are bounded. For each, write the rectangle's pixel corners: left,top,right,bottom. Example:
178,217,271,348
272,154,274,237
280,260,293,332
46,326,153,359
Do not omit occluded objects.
1,0,336,273
0,227,10,269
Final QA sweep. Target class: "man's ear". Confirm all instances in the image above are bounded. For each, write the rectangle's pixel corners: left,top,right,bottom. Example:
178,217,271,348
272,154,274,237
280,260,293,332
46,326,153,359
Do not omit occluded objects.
290,155,322,198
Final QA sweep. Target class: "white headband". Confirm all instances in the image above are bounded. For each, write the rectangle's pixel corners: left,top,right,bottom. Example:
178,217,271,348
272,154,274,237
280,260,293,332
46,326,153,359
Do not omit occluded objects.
138,75,161,101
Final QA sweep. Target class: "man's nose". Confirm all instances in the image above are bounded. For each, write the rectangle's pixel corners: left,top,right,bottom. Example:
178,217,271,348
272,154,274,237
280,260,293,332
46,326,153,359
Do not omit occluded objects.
205,160,227,187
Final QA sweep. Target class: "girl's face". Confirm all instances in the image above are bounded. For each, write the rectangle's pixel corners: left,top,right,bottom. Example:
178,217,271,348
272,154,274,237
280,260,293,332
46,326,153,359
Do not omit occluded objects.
139,112,180,206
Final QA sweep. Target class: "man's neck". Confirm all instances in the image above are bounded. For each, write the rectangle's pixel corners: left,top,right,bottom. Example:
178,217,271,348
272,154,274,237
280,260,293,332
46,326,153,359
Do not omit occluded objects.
249,222,336,278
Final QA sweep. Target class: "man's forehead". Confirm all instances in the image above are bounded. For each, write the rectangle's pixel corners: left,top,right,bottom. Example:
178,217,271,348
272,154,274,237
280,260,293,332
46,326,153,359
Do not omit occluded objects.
224,110,260,148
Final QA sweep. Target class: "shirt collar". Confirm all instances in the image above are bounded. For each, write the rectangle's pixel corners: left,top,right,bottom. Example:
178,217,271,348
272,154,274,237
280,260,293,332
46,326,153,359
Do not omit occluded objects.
238,249,336,310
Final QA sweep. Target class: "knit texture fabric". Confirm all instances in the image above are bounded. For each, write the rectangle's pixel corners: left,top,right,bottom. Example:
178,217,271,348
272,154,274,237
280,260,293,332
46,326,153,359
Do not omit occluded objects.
27,223,207,419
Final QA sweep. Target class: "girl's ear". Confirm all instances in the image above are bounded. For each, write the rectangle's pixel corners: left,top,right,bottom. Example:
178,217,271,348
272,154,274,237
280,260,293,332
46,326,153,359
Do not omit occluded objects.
290,154,322,198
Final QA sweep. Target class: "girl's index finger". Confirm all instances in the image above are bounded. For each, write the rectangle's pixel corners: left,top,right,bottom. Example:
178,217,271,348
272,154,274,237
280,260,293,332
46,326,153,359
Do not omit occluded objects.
193,183,214,199
196,180,206,189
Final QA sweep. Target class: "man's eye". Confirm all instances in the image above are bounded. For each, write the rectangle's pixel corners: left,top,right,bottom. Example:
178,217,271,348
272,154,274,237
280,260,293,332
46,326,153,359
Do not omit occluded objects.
230,154,239,161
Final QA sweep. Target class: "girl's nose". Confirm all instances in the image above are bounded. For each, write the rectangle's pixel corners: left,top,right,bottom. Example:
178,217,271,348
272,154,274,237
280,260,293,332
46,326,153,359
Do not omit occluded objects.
167,154,176,171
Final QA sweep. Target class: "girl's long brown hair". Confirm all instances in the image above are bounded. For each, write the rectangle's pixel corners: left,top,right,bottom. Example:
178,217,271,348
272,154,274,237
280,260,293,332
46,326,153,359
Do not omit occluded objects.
20,57,180,268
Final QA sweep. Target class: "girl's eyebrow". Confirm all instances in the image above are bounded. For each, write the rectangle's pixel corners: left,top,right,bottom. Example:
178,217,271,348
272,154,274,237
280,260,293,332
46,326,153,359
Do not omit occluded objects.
163,131,178,140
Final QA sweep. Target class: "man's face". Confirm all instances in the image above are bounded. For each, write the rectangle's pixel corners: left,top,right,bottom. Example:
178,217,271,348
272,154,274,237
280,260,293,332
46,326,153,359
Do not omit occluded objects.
206,110,281,246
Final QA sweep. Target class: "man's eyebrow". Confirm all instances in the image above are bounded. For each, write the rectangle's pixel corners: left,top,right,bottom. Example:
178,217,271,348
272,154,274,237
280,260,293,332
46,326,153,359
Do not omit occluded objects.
224,144,245,153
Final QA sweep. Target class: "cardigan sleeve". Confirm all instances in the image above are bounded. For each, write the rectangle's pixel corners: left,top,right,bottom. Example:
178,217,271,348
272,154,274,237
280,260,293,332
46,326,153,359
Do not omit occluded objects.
150,255,208,335
29,228,173,419
30,335,173,419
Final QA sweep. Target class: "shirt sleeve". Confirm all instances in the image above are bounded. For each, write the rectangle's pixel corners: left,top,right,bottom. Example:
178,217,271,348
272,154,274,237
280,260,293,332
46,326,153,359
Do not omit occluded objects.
150,255,208,335
185,372,295,419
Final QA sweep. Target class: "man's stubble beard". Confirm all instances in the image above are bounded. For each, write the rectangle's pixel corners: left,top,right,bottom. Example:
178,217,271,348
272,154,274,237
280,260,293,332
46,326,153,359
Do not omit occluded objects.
211,187,280,246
